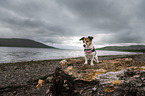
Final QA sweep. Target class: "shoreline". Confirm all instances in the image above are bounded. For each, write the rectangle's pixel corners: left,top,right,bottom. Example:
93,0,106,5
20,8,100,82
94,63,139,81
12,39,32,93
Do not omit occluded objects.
0,54,145,95
0,48,143,65
0,53,142,65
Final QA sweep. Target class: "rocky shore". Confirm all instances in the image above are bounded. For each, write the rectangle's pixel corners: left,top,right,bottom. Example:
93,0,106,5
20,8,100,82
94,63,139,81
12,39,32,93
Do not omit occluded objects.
0,54,145,96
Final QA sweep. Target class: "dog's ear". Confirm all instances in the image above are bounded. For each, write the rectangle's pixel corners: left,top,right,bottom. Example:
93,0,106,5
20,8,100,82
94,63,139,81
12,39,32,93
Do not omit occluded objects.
80,37,85,41
88,36,94,40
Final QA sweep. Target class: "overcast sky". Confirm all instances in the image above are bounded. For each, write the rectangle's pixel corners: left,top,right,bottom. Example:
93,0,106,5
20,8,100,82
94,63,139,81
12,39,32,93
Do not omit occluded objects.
0,0,145,49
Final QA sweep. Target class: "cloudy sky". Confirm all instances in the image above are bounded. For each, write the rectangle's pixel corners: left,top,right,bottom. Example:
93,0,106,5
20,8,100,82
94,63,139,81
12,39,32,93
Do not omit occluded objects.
0,0,145,49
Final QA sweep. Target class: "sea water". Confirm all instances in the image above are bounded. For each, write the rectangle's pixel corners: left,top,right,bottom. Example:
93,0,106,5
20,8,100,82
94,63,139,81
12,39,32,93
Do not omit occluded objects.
0,47,141,64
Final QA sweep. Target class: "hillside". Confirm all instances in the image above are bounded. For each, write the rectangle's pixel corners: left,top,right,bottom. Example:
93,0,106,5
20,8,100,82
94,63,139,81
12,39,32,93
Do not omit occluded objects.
0,38,56,48
96,45,145,52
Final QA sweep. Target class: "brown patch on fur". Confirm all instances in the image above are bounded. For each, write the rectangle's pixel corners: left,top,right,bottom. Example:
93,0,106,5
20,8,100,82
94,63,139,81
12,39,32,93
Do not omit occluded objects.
80,36,94,46
84,38,92,45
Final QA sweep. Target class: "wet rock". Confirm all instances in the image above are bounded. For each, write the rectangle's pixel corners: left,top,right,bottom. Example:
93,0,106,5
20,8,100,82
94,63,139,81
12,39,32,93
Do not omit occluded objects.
140,71,145,77
95,69,107,74
46,76,53,82
59,60,69,66
82,72,98,81
111,80,122,85
13,91,17,95
93,68,145,96
124,58,133,61
139,66,145,71
64,66,81,78
117,69,145,96
104,85,114,92
133,75,140,79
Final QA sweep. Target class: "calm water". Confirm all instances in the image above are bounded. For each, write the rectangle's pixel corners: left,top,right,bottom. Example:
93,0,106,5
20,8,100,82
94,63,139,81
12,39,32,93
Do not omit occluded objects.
0,47,141,63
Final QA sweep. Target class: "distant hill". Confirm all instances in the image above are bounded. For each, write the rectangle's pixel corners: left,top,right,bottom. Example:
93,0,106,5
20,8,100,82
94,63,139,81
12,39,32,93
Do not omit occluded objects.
0,38,56,48
96,45,145,52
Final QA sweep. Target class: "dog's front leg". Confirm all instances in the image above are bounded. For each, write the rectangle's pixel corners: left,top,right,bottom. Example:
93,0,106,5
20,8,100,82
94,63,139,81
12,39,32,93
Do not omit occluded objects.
90,55,94,66
84,55,88,64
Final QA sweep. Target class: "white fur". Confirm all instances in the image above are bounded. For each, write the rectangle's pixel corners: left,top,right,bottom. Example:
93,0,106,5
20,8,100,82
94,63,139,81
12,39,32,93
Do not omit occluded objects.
84,44,99,66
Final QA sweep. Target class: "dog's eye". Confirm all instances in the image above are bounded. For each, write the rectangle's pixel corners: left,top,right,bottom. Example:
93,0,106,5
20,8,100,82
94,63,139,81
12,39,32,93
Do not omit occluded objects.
86,41,89,43
83,41,85,43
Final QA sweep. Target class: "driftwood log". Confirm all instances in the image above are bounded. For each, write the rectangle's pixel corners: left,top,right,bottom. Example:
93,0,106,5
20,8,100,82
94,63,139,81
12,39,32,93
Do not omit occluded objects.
45,67,99,96
46,67,75,96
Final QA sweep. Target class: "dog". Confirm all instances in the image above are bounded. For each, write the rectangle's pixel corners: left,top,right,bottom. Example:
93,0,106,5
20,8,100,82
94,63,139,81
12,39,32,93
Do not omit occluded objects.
80,36,99,66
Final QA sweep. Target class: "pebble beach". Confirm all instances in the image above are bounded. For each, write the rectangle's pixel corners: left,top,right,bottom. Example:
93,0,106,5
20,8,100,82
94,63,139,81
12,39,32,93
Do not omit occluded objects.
0,54,145,96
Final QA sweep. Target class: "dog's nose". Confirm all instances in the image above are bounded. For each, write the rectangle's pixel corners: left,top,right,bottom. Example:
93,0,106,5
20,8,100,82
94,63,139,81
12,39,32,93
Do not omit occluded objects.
83,44,86,47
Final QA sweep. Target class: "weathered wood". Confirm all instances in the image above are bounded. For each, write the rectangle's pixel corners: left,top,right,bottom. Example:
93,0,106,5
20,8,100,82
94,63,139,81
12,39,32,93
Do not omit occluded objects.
46,67,75,96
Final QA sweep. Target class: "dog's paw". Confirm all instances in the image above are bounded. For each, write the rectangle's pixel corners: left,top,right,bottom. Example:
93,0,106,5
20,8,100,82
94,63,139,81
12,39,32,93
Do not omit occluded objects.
84,61,88,64
90,63,94,66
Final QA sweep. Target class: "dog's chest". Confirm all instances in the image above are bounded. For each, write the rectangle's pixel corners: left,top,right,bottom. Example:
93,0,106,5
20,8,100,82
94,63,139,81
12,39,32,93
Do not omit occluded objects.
85,52,95,59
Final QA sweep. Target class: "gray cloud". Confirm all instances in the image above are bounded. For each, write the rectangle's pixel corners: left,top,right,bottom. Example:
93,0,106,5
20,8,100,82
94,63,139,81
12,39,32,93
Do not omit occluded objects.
0,0,145,47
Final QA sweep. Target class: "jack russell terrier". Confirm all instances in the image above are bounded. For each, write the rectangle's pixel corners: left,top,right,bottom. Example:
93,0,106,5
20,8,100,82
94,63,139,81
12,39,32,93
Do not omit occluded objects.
80,36,99,66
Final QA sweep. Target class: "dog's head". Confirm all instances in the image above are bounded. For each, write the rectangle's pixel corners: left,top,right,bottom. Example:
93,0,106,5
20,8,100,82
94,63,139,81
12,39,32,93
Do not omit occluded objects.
80,36,94,47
